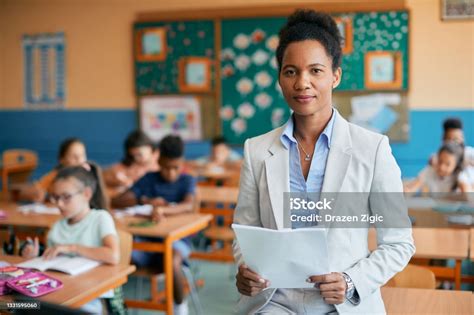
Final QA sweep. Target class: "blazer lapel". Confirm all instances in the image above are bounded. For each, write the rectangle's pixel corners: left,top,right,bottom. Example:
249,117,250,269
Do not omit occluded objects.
265,128,290,230
321,111,352,231
322,110,352,194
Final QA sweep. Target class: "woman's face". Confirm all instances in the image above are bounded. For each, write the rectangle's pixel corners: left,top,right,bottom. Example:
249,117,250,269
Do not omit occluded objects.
61,142,87,167
436,151,457,177
50,177,91,220
130,145,154,166
279,40,341,117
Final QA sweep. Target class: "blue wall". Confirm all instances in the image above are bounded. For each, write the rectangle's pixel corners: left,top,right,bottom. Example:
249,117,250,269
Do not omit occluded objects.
0,109,472,181
391,110,474,178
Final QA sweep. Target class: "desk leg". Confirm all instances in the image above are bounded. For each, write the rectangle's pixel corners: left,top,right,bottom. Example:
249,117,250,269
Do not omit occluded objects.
454,260,461,290
165,238,174,315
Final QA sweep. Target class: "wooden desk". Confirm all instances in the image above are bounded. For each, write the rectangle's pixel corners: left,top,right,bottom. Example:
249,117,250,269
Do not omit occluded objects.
114,213,212,314
0,202,60,243
409,208,473,229
382,287,472,314
0,202,59,229
0,255,135,308
369,228,470,289
185,161,241,186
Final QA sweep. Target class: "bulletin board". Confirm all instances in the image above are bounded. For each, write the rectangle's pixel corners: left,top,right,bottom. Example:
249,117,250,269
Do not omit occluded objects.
134,3,410,144
134,21,215,95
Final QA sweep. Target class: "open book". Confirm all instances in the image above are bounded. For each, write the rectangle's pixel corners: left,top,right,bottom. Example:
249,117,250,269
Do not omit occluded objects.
17,256,101,276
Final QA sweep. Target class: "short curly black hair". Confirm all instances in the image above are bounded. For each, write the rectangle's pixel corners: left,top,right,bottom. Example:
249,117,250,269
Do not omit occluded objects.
159,134,184,159
443,118,463,132
276,9,343,72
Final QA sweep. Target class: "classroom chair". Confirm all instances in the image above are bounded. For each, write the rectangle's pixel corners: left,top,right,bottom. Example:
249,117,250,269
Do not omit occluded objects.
386,264,436,289
1,149,38,197
130,263,204,315
191,186,237,263
0,229,19,256
117,229,133,266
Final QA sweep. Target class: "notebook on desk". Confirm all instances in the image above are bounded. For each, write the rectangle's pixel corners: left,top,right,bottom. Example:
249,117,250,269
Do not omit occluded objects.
17,256,100,276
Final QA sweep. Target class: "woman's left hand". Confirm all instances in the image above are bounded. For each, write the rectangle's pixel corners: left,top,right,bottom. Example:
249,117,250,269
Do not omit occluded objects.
42,245,73,260
307,272,346,305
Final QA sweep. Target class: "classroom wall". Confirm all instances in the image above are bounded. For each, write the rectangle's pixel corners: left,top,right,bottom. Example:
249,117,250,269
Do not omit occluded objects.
406,0,474,109
0,0,473,180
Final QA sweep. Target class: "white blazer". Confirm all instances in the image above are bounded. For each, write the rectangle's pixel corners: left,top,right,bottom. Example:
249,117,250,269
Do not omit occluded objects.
233,110,415,314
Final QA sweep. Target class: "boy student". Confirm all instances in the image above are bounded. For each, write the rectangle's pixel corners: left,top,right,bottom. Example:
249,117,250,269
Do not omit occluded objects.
112,134,196,315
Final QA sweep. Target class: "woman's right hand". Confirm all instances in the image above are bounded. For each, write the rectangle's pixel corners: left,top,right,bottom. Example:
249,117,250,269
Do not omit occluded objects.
21,237,39,258
236,264,270,296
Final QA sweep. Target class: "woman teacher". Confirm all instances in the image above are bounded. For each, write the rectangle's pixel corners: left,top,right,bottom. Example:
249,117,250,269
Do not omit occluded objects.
233,9,415,314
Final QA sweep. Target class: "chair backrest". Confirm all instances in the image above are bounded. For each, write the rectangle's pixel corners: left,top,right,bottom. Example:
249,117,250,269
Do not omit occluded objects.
117,229,133,266
2,149,38,168
2,149,38,193
386,264,436,289
197,186,238,226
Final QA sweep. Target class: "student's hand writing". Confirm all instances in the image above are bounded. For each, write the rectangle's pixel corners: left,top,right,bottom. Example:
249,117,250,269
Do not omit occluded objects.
42,244,74,260
236,264,270,296
307,272,347,305
151,206,166,223
21,237,39,259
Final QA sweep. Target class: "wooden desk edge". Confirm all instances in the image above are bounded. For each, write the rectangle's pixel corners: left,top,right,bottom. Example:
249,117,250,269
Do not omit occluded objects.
58,265,136,308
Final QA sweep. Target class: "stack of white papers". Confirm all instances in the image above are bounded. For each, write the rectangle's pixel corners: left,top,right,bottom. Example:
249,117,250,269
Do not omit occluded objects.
18,204,60,215
113,204,153,218
232,224,330,289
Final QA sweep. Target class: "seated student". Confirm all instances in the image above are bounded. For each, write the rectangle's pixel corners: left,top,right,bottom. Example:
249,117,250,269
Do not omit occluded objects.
201,136,242,167
405,141,472,193
104,130,159,196
112,134,195,315
21,166,123,314
17,138,87,203
430,118,474,167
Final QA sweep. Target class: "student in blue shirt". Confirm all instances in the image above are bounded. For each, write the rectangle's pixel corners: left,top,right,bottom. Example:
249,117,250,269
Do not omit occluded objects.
112,134,196,314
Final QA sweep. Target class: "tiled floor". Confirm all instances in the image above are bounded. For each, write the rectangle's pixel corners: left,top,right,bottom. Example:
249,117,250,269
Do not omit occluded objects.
123,260,239,315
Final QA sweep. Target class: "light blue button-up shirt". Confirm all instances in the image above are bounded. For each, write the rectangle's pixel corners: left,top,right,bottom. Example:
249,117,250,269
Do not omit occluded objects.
280,109,336,229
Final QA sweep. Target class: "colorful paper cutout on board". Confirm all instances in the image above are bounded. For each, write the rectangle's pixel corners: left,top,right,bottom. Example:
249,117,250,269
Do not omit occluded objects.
135,27,167,62
178,57,212,92
140,96,202,141
185,63,206,85
143,32,163,55
369,54,395,83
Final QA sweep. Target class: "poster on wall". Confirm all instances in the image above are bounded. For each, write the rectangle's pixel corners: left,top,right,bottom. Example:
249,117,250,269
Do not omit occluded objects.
139,95,202,142
23,32,66,108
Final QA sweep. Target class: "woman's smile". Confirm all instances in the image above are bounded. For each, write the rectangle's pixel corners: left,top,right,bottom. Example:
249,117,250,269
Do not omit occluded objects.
293,94,316,104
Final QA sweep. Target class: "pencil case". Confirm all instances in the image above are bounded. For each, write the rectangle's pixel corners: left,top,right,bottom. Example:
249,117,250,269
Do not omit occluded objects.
0,266,30,295
6,271,63,297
